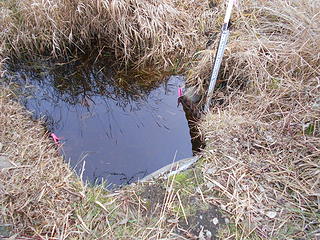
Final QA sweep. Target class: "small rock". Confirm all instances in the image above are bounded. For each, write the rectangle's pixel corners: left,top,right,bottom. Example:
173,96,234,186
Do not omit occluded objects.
216,92,225,99
198,227,205,240
196,187,202,193
211,218,219,225
206,168,215,175
265,135,275,143
205,229,212,239
266,211,277,219
0,156,13,169
258,185,265,193
166,186,173,192
220,205,226,211
303,122,311,130
199,228,212,240
0,143,3,152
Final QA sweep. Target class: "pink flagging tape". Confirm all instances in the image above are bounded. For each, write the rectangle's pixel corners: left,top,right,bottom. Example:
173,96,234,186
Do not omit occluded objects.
178,88,183,97
50,133,61,145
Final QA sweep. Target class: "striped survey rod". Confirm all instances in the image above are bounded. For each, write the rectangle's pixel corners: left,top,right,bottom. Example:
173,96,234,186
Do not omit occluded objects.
204,0,236,112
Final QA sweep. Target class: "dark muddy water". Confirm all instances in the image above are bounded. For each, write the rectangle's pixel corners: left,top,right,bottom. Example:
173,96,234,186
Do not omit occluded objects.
6,59,196,186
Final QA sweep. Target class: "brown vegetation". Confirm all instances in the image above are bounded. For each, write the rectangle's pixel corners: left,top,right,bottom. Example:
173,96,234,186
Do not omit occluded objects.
0,0,320,239
0,89,80,237
0,0,211,69
188,0,320,93
196,0,320,238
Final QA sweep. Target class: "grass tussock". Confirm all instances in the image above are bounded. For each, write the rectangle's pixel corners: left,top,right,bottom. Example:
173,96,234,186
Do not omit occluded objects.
197,0,320,238
0,88,83,237
201,92,320,238
188,0,320,93
0,0,209,69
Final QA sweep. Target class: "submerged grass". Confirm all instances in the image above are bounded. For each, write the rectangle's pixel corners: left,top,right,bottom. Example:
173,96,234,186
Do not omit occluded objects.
1,0,320,239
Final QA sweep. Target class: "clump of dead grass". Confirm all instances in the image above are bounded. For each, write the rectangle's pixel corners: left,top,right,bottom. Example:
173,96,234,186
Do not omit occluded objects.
196,1,320,238
0,88,83,238
0,0,208,70
201,103,320,237
201,86,320,238
189,0,320,93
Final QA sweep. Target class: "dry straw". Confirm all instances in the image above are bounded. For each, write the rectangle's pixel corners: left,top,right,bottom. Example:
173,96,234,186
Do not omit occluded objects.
188,0,320,94
1,0,320,239
197,0,320,238
0,0,209,70
0,89,82,238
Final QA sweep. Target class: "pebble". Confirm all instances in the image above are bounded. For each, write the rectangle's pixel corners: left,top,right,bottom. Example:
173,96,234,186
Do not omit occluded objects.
206,182,214,189
0,142,2,152
206,168,216,175
211,218,219,225
167,219,179,224
205,230,212,239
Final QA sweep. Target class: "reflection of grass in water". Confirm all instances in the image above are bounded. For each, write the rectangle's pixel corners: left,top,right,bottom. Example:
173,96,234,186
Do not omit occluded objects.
5,57,173,109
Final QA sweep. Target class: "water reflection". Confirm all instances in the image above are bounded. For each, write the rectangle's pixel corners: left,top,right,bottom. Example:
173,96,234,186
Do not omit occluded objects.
5,58,194,186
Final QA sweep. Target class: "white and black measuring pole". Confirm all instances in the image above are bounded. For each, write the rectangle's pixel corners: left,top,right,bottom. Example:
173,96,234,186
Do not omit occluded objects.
204,0,236,112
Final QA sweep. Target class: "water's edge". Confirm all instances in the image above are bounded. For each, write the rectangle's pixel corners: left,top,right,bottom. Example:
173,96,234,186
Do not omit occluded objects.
139,155,200,182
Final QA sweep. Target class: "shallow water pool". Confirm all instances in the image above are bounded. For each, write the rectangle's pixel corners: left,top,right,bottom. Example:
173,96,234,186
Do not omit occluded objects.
6,59,196,186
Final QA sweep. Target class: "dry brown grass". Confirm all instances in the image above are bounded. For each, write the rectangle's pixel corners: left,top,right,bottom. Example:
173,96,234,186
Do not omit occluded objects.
0,0,211,70
1,0,320,239
0,88,82,238
188,0,320,93
201,87,320,238
196,0,320,239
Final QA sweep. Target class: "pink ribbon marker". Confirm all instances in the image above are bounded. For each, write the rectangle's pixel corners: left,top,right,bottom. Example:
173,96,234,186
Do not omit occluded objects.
50,133,61,145
178,87,183,97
